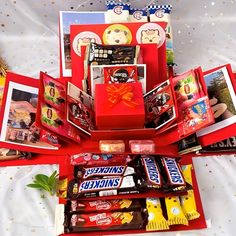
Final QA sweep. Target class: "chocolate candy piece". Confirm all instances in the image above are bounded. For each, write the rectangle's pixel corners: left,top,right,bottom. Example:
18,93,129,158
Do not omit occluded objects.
74,165,135,179
66,211,144,232
87,43,139,65
67,175,139,199
67,199,141,213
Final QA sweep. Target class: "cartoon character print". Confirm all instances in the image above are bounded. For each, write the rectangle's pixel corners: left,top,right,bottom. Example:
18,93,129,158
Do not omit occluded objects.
77,37,96,54
105,29,129,45
141,29,161,44
103,24,132,45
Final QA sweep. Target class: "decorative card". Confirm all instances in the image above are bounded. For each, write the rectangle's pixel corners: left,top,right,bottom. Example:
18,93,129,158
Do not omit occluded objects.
144,80,177,131
90,64,146,97
67,82,95,135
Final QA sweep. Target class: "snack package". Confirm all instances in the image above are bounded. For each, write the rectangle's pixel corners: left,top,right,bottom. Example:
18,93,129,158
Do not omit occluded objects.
0,148,31,161
70,153,132,166
146,198,169,231
129,140,155,154
148,4,174,64
129,8,148,22
67,199,141,213
106,0,130,23
180,165,200,221
165,196,189,226
65,211,144,233
99,140,125,153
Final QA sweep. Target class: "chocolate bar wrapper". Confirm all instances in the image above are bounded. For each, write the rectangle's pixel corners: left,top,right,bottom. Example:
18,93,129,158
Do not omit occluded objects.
70,153,132,166
67,176,140,199
201,136,236,153
86,43,140,66
74,164,135,180
66,199,142,213
65,211,145,233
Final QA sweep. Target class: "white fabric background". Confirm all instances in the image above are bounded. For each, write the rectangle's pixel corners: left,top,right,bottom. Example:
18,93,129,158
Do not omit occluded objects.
1,0,236,236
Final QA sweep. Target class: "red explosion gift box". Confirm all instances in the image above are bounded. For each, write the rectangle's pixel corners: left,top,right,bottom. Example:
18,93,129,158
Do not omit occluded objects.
95,83,145,130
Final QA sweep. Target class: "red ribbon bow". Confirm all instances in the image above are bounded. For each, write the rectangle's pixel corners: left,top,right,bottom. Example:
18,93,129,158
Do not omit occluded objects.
106,84,139,108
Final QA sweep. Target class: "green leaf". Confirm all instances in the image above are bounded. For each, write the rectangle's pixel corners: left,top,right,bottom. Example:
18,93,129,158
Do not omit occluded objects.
35,174,49,185
27,183,42,189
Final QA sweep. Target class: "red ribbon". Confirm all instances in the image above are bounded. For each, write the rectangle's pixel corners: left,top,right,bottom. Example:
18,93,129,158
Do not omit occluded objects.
106,84,139,108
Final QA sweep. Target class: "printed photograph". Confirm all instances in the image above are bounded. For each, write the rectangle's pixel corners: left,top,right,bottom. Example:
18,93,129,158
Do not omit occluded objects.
0,82,58,149
144,80,176,130
59,11,106,77
67,82,95,135
197,66,236,137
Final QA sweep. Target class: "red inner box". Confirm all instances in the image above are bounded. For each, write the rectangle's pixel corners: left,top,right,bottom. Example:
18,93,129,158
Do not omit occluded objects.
95,83,145,130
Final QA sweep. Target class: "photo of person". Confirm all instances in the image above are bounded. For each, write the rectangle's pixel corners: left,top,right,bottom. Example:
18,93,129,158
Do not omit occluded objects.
0,82,58,149
197,66,236,137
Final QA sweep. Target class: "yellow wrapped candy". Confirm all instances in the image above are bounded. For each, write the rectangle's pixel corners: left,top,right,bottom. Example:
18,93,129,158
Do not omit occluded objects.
146,198,169,231
180,165,200,220
165,196,189,226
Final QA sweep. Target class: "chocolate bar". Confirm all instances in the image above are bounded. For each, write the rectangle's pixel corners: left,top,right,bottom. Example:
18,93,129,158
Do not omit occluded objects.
129,140,155,154
70,153,132,166
67,175,139,199
87,43,139,65
74,165,135,179
65,211,144,233
66,199,141,213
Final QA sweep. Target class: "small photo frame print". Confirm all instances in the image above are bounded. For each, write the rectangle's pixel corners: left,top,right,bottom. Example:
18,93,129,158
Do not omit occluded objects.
197,66,236,137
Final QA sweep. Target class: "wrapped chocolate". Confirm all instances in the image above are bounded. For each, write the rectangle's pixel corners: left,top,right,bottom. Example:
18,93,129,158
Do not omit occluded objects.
86,43,140,65
148,4,174,64
74,164,135,180
70,153,132,166
146,198,169,231
180,165,200,220
106,1,130,23
65,211,144,233
201,136,236,152
67,199,141,213
165,196,189,226
129,140,155,154
99,140,125,153
129,8,148,22
67,175,139,199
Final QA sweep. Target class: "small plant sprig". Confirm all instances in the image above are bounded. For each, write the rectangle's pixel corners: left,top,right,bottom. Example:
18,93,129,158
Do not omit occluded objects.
27,171,59,196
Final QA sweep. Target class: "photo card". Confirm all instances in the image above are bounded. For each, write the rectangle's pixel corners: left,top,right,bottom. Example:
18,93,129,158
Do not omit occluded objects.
144,80,176,130
67,82,95,135
197,66,236,137
0,75,59,150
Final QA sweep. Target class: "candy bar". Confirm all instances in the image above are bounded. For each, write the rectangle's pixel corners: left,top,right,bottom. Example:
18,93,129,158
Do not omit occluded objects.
65,211,144,233
74,165,135,179
165,196,189,226
138,156,162,189
87,43,139,65
146,198,169,231
180,165,200,220
70,153,132,166
129,140,155,154
161,157,186,187
67,175,139,199
67,199,141,213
